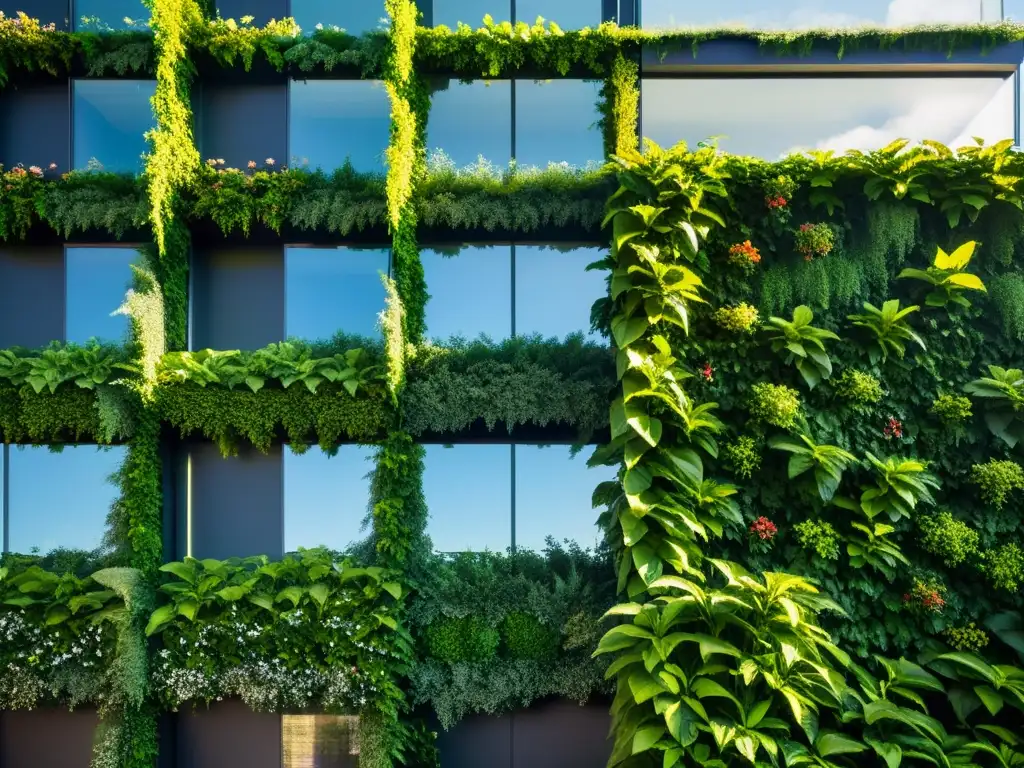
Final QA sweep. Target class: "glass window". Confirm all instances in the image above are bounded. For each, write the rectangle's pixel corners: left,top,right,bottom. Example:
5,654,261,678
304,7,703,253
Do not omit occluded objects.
7,445,124,556
283,715,360,768
285,247,389,340
516,0,600,28
65,247,136,344
424,444,511,552
642,77,1015,159
434,0,511,27
515,445,612,552
73,80,155,174
515,79,603,168
289,80,391,174
284,447,373,554
640,0,996,28
73,0,148,30
291,0,384,34
515,245,604,340
422,246,511,342
1007,0,1024,19
427,79,511,168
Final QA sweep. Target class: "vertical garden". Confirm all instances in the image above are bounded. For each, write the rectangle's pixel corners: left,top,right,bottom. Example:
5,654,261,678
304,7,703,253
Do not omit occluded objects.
3,1,1024,766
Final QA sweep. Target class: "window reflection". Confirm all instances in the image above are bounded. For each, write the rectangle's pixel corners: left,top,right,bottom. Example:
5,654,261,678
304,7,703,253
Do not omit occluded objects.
515,79,602,168
1006,0,1024,19
515,245,604,340
433,0,510,27
73,0,148,30
73,80,155,174
424,444,511,552
291,0,384,34
282,715,360,768
65,247,135,344
284,447,373,554
289,80,391,174
427,80,511,167
516,0,600,28
642,77,1015,159
640,0,995,28
285,247,389,340
422,246,511,342
514,445,611,552
7,445,124,557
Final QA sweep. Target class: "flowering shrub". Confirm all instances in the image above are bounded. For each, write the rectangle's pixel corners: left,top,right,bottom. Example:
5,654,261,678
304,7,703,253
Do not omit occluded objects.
793,520,840,560
970,459,1024,510
764,175,796,216
982,543,1024,592
726,240,761,275
917,511,979,567
749,382,801,429
794,222,835,260
944,623,989,652
712,303,759,334
833,369,883,406
147,551,407,713
700,362,714,382
930,393,973,425
882,416,904,440
902,579,946,614
722,436,761,480
748,516,777,554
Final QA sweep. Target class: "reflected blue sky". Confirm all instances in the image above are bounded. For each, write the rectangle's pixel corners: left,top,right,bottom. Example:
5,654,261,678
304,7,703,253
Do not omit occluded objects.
515,246,604,340
6,445,124,555
516,0,601,28
73,80,155,174
427,80,511,167
285,247,389,340
642,77,1015,159
289,80,391,173
291,0,386,33
65,247,135,344
433,0,512,26
640,0,998,28
284,446,373,552
515,79,602,168
423,444,512,552
422,247,512,342
1006,0,1024,19
73,0,148,29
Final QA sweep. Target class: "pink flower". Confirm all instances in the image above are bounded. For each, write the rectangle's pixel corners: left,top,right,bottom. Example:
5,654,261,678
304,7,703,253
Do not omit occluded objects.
28,166,42,177
265,158,275,166
247,160,257,169
700,363,714,382
48,162,57,170
749,517,777,540
883,417,903,440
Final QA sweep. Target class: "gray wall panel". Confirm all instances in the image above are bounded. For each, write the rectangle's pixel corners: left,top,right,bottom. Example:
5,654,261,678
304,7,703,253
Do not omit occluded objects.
0,83,71,176
188,443,283,561
0,708,98,768
196,84,286,172
0,247,65,348
176,700,281,768
512,701,612,768
437,713,512,768
191,247,284,351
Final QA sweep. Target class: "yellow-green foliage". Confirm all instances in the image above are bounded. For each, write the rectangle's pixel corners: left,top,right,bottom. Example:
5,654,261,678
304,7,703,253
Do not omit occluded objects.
971,460,1024,510
749,382,801,429
930,393,973,424
0,382,104,442
834,369,884,406
713,302,759,333
721,436,761,480
610,52,638,156
944,623,989,652
918,511,979,567
793,520,840,560
983,542,1024,591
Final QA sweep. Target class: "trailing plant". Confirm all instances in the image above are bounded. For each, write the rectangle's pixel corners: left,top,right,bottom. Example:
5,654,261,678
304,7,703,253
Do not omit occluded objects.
847,299,925,363
834,369,884,407
917,511,980,568
898,240,987,309
763,305,839,389
971,459,1024,510
769,432,857,502
965,365,1024,448
748,381,801,429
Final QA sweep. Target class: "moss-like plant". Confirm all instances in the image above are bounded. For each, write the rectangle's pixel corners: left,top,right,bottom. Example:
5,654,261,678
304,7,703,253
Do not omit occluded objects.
713,303,759,334
918,511,979,568
930,393,973,425
749,382,801,429
983,542,1024,592
971,460,1024,510
834,369,884,406
721,436,761,480
426,616,500,663
793,520,840,560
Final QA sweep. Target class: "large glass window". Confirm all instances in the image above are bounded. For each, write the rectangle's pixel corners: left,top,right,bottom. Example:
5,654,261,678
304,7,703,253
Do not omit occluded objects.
73,80,155,174
285,247,389,340
290,0,384,34
424,444,511,552
282,715,360,768
515,79,603,168
640,0,1000,28
517,0,600,28
288,80,391,174
433,0,510,27
642,77,1015,159
65,247,136,344
515,245,604,340
284,447,373,554
73,0,148,30
427,80,511,168
422,246,512,342
1007,0,1024,19
514,445,611,552
5,445,124,557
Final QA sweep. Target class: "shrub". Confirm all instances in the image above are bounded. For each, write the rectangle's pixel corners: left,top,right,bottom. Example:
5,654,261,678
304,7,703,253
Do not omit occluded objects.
930,393,973,424
722,436,761,480
983,543,1024,592
795,222,836,260
500,612,558,662
749,382,801,429
793,520,840,560
944,623,989,652
426,617,500,663
834,369,883,406
970,460,1024,510
917,512,979,567
712,303,759,334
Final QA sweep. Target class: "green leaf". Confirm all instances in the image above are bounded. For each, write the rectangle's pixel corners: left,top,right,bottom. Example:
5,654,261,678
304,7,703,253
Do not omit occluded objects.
633,725,666,754
215,586,247,601
308,582,330,608
275,586,305,607
145,604,177,636
629,670,668,704
817,732,867,758
946,272,985,291
612,315,650,349
381,582,402,600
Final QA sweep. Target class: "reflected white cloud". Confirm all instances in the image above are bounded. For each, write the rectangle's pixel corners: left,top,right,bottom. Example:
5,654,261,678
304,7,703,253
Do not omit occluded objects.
885,0,981,25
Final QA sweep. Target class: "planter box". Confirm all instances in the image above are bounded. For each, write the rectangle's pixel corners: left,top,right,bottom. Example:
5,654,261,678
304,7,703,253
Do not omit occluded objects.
0,708,99,768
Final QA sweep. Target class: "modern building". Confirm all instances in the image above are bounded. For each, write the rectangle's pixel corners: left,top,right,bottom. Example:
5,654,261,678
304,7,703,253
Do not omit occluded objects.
1,1,1023,767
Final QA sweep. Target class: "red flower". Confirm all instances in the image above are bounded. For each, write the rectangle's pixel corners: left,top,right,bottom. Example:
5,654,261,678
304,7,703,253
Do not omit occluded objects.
883,417,903,440
750,517,777,540
766,195,788,210
700,363,714,382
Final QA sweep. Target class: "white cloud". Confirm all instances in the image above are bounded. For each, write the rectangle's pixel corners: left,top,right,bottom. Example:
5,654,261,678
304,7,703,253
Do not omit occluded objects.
885,0,981,26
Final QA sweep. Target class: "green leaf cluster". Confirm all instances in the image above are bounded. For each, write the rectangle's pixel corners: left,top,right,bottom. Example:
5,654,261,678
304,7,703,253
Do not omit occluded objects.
971,459,1024,510
833,369,884,407
749,382,802,429
917,511,980,568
